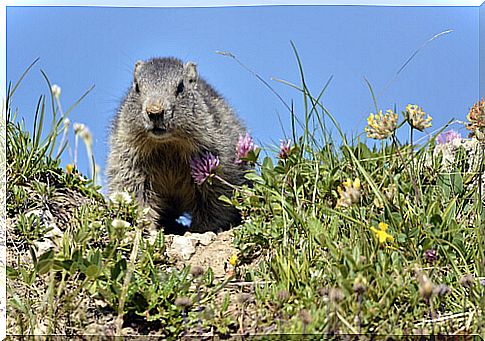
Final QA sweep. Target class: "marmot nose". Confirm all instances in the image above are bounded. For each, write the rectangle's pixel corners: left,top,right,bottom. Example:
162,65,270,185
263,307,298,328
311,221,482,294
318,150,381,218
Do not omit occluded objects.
146,104,164,115
146,104,165,122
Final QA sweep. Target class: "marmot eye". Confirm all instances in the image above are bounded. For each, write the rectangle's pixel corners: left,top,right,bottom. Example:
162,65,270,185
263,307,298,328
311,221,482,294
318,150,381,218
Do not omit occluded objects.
134,81,140,94
176,81,184,95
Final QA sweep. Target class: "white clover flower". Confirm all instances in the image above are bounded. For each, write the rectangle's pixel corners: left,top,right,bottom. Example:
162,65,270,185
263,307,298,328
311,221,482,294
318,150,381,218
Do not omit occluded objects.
109,191,132,206
73,122,92,146
79,126,93,146
111,218,131,229
73,122,86,134
51,84,61,99
63,118,70,128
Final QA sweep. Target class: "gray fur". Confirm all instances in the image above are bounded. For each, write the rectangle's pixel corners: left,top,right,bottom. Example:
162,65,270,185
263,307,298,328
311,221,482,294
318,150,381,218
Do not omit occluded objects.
106,57,249,232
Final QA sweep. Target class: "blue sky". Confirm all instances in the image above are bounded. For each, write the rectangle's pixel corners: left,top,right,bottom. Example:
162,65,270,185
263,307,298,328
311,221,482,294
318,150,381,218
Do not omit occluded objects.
6,4,482,187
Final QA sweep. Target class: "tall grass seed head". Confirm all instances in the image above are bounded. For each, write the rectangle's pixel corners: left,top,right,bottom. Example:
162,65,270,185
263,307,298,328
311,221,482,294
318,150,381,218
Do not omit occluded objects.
276,289,290,303
190,265,205,278
298,309,312,325
405,104,432,131
365,109,398,140
353,275,367,294
329,287,344,303
175,297,192,309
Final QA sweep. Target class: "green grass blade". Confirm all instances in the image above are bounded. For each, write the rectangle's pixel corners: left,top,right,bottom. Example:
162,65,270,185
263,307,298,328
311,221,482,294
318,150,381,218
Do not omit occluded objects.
9,58,39,100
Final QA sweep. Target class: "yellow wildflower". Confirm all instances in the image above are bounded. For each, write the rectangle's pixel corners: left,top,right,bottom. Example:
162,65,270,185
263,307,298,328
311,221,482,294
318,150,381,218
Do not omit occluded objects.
336,178,361,208
229,254,238,267
365,109,398,140
370,222,394,244
405,104,432,131
66,164,74,174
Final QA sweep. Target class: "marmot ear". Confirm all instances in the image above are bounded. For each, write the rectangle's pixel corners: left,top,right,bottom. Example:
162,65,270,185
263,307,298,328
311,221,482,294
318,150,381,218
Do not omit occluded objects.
184,61,198,83
134,60,144,74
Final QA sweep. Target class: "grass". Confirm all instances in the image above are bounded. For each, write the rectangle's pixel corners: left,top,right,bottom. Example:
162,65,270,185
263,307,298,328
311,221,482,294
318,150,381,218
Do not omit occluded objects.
5,51,485,338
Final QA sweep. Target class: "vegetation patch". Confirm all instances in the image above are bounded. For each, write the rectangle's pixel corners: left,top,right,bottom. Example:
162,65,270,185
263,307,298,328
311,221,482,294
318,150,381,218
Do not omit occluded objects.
6,53,485,337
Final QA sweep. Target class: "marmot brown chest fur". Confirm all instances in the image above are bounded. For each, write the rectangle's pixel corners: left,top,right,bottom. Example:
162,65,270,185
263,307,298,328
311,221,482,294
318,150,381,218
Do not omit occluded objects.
106,57,250,232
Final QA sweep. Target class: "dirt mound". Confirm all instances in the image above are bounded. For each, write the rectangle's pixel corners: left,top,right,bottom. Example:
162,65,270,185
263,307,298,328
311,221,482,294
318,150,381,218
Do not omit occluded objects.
165,229,237,279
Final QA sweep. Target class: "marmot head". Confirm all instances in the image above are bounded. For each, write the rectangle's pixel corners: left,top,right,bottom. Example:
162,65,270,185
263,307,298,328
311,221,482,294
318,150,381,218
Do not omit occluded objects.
125,57,203,142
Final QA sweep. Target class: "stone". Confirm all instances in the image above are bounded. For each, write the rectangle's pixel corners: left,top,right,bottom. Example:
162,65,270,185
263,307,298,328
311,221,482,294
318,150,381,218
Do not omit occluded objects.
167,235,197,260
